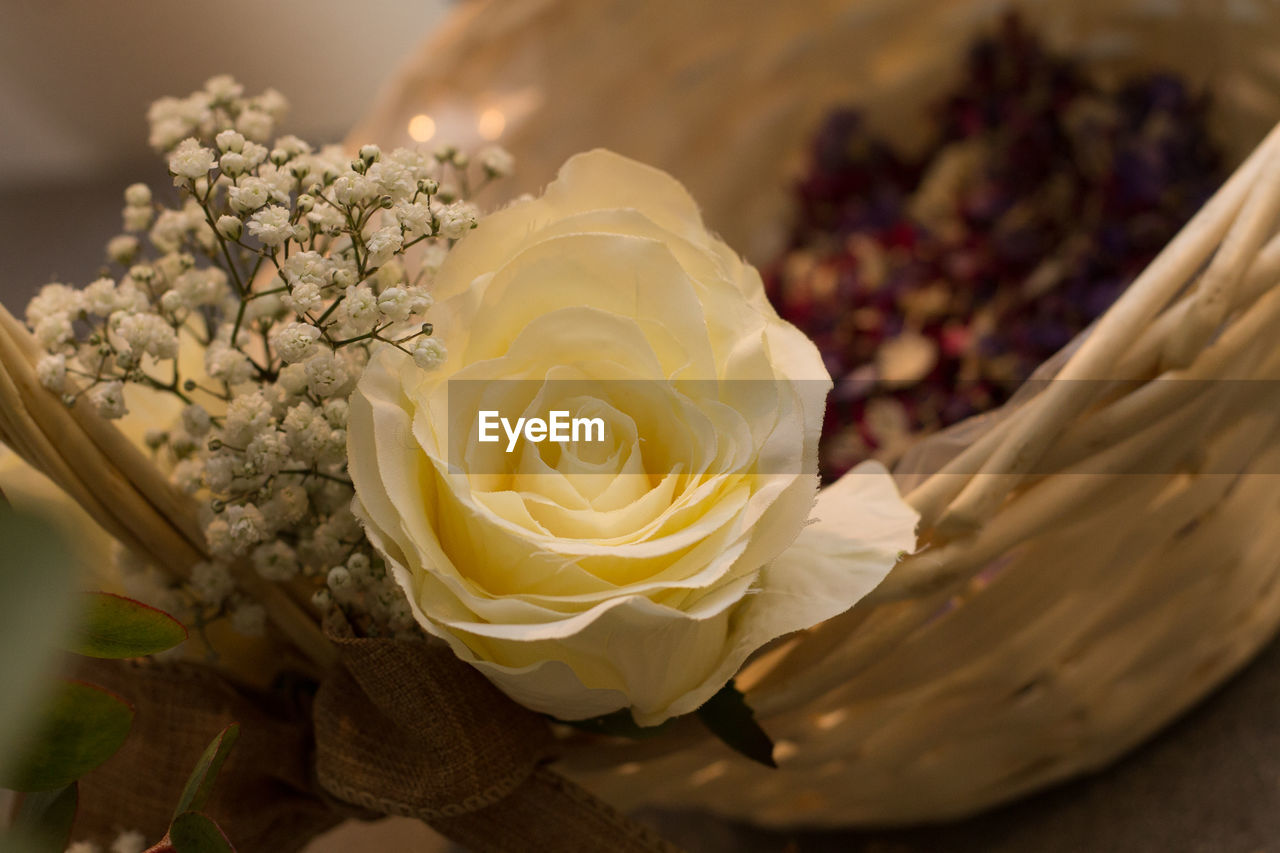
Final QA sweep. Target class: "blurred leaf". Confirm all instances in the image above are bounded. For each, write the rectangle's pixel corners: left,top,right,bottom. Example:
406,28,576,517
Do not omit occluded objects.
69,592,187,659
695,680,777,768
0,507,81,783
0,834,45,853
4,679,134,791
173,723,239,818
169,812,235,853
11,783,78,853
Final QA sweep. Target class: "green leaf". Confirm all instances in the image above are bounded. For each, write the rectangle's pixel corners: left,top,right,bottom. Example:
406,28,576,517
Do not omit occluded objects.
173,723,240,818
4,679,134,791
12,783,78,853
68,591,187,659
0,508,80,782
695,680,777,768
169,812,235,853
558,709,675,740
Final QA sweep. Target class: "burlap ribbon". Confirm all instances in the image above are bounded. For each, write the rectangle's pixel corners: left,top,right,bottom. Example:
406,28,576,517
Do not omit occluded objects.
313,614,682,852
71,621,683,853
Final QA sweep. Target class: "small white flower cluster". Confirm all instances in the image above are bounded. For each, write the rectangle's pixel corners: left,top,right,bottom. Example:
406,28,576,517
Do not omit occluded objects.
28,76,510,639
313,551,416,636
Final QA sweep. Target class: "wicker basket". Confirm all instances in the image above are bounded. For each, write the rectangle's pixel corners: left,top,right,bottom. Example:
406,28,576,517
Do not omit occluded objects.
350,0,1280,827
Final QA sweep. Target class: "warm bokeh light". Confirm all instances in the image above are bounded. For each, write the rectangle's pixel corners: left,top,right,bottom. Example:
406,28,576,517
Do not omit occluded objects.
407,113,436,142
477,107,506,140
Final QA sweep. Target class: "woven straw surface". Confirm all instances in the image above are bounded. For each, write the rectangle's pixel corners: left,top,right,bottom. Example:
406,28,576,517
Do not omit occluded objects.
352,0,1280,826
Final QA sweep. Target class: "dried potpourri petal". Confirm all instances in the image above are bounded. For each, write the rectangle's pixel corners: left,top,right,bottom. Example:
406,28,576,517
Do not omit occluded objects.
764,14,1223,481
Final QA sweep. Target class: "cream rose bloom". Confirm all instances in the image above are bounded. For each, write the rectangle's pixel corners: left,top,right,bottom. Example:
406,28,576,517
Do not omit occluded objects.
348,150,917,725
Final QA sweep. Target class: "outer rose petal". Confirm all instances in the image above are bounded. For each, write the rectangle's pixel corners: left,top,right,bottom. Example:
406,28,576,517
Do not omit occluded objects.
431,150,709,302
656,460,919,721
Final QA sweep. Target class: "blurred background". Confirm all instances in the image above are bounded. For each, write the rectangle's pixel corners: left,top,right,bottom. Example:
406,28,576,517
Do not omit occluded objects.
0,0,450,301
3,1,1280,850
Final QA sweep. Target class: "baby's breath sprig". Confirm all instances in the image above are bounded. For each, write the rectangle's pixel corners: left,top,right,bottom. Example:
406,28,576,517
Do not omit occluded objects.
26,75,512,638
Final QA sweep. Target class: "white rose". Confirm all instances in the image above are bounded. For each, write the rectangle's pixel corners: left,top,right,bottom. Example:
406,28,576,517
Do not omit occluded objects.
348,150,917,725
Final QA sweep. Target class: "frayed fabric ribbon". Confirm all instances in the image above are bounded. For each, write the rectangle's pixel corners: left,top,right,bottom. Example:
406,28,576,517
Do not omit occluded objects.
70,616,682,853
312,612,683,852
